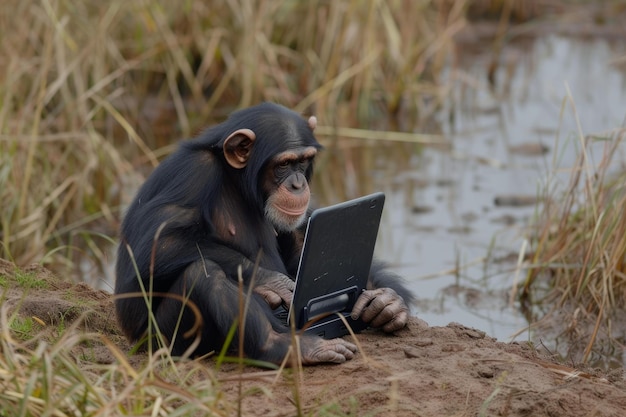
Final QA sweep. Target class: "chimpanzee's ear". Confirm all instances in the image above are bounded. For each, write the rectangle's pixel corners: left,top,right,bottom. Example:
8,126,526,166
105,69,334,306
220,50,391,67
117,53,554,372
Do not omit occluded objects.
223,128,256,169
307,116,317,131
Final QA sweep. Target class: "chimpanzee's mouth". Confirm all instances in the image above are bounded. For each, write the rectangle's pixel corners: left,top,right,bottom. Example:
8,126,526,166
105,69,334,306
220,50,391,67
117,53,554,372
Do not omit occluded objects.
274,204,307,217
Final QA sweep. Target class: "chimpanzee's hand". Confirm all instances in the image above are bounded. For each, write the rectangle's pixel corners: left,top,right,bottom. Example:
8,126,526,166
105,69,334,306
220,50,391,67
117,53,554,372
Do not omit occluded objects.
254,273,295,309
300,337,357,364
350,287,409,332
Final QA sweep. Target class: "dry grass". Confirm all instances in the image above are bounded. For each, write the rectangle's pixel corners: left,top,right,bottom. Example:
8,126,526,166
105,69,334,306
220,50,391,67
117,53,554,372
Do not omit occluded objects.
0,259,311,417
0,305,240,416
0,0,468,414
1,0,622,413
521,98,626,362
0,3,463,411
0,0,465,280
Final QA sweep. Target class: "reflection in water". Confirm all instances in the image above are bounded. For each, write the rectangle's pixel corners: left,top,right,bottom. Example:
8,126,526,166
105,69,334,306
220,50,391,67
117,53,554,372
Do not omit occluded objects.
314,36,626,359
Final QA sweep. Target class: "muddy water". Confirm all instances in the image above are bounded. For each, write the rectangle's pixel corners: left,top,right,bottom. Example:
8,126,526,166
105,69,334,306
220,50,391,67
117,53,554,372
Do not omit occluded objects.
315,36,626,345
96,36,626,364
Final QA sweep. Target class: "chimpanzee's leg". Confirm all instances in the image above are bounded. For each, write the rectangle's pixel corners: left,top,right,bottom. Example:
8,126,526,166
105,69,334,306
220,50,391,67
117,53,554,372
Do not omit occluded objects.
154,260,356,364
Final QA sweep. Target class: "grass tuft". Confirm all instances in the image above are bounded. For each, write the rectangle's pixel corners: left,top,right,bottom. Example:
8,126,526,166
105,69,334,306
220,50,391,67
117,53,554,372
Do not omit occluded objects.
522,122,626,362
0,313,226,416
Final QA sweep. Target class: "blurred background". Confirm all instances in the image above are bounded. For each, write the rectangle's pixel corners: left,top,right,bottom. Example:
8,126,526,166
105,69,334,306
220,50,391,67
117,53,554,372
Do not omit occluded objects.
2,0,626,368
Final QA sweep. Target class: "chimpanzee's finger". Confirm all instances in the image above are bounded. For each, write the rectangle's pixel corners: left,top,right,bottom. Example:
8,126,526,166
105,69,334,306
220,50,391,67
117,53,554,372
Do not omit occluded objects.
350,289,381,319
382,309,409,333
254,286,282,308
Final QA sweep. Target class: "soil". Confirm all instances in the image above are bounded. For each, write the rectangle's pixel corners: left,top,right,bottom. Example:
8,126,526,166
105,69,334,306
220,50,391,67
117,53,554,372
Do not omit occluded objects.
2,259,625,416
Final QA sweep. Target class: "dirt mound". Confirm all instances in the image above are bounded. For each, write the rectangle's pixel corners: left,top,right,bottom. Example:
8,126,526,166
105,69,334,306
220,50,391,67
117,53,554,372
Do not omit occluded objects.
2,259,625,416
222,318,626,416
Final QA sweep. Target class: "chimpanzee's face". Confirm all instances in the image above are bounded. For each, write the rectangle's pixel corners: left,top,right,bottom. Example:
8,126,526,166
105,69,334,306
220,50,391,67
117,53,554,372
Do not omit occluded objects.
262,146,317,232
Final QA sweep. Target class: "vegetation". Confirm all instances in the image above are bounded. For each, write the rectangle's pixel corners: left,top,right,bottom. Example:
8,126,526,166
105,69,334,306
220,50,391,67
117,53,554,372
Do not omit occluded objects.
0,1,460,413
521,123,626,363
1,0,625,414
0,0,461,277
0,310,229,416
14,270,48,290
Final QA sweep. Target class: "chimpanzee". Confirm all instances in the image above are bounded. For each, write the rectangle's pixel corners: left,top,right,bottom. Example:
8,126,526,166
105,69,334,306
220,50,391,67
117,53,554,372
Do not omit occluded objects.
115,102,414,365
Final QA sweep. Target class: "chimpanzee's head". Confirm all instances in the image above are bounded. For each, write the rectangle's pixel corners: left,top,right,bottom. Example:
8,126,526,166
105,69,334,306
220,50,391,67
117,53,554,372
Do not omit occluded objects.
218,103,322,231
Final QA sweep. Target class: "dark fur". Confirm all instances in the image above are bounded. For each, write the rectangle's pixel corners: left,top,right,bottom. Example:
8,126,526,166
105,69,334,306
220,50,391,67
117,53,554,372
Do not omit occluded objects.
115,103,414,363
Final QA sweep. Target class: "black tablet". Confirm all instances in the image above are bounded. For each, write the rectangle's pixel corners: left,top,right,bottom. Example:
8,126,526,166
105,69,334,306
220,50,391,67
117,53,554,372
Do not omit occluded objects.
286,192,385,338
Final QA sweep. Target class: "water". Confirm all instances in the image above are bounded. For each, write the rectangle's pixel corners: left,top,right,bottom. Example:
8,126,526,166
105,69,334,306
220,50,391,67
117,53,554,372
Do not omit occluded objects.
95,35,626,357
316,35,626,343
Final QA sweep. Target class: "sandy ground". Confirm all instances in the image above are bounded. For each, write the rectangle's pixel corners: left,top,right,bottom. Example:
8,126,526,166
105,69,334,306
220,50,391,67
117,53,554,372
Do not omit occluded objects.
3,259,626,416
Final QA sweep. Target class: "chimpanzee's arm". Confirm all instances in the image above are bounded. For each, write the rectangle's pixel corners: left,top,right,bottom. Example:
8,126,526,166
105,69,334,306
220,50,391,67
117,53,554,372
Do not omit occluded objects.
197,244,296,308
122,202,289,281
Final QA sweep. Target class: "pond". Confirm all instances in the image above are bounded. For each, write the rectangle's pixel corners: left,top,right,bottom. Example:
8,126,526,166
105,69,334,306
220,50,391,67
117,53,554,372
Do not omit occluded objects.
94,34,626,366
313,35,626,351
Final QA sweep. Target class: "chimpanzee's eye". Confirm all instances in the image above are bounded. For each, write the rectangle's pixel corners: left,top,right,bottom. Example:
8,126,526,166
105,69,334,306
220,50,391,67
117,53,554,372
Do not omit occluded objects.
275,161,290,178
298,159,310,170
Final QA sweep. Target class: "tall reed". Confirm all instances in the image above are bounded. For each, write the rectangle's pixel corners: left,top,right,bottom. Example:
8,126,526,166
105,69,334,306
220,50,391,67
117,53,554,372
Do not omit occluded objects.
0,0,461,277
522,124,626,362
